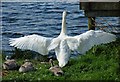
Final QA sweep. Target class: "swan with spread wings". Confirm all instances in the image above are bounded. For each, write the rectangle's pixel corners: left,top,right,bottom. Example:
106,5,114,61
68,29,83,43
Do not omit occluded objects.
10,11,116,68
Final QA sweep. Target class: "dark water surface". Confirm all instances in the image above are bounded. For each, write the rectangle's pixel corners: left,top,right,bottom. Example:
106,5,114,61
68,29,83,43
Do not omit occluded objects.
1,2,119,55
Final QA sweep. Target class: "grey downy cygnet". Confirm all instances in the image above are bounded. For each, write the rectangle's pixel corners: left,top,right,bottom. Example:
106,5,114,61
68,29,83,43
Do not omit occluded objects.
49,59,64,76
3,56,19,70
19,59,34,72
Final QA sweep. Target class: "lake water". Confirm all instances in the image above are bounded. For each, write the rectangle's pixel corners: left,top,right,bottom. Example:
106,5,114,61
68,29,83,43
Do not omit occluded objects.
1,2,119,55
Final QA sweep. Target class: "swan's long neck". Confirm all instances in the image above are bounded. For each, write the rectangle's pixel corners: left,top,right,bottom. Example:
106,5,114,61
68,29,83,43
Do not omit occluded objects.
60,11,67,35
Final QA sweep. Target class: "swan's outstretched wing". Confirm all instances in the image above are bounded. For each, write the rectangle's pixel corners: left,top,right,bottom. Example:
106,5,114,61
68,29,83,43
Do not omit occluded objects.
55,39,71,67
9,34,52,55
66,30,116,54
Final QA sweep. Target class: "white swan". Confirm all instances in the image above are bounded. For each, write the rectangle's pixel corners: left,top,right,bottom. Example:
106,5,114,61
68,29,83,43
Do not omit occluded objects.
9,11,116,68
47,11,116,67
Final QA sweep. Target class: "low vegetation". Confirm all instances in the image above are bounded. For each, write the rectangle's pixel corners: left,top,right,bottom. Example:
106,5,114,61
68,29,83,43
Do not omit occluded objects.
1,38,120,81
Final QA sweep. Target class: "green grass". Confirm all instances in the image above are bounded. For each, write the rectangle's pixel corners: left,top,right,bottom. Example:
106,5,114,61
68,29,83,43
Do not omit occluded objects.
1,38,120,81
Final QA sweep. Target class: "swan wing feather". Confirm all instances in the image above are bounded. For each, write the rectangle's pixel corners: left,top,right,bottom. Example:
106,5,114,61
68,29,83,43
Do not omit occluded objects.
65,37,79,50
66,30,116,54
47,38,61,51
9,34,52,55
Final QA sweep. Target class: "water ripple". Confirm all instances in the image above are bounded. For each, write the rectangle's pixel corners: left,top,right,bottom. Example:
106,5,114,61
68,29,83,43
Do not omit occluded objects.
2,2,119,55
